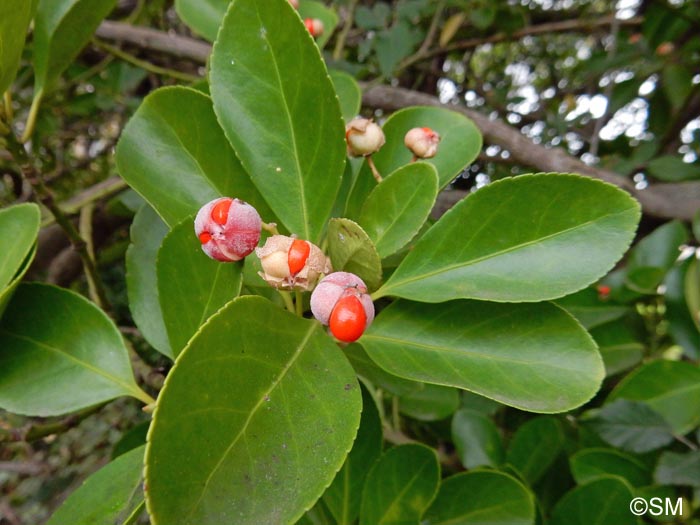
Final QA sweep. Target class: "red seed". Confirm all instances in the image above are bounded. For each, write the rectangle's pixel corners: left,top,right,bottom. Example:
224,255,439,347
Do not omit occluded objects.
198,232,212,245
329,294,367,343
288,239,311,276
211,199,232,225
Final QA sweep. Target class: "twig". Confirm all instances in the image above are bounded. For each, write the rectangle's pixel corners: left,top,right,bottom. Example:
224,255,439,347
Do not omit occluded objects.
332,0,359,61
79,202,102,305
2,131,112,311
21,88,43,143
0,404,105,444
92,39,200,83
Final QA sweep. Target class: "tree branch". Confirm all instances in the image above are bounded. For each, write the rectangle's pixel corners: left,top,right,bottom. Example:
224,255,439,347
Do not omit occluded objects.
91,21,700,221
361,84,700,221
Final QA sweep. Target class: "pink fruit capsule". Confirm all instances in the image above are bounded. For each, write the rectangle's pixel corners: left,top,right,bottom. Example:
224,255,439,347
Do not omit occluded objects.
310,272,375,342
194,197,262,262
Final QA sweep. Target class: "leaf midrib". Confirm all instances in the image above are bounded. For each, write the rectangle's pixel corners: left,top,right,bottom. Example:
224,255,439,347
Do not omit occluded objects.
381,206,635,295
253,3,310,239
184,321,318,519
0,329,138,396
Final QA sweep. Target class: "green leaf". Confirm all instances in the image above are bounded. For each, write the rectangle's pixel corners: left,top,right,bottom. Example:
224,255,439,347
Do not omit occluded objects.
570,448,651,487
451,408,504,468
209,0,345,242
423,471,535,525
34,0,117,93
359,444,439,525
586,400,675,453
361,300,604,413
323,386,383,525
327,218,383,291
298,0,339,49
626,220,687,292
654,451,700,488
399,384,459,421
0,243,36,319
46,446,145,525
146,296,361,525
662,64,693,111
0,283,148,416
0,0,34,94
506,416,565,485
590,321,644,377
608,360,700,434
555,288,629,330
358,163,438,259
329,69,361,123
375,22,421,77
0,203,40,292
470,5,496,29
125,204,171,358
344,343,422,397
346,106,481,217
375,174,641,303
550,477,636,525
665,260,700,359
648,155,700,182
157,217,243,357
175,0,228,41
686,258,700,333
116,87,274,228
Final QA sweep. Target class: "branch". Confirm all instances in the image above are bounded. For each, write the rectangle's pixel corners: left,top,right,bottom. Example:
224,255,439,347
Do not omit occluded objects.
400,15,643,70
0,404,104,444
95,20,212,63
361,84,700,221
91,21,700,221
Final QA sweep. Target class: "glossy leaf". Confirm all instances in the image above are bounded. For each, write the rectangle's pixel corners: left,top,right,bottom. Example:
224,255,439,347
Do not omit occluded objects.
550,477,636,525
0,203,40,291
175,0,228,41
506,416,565,484
665,260,700,359
125,204,171,358
157,217,243,357
116,87,272,228
358,163,438,259
0,0,34,94
327,218,383,291
570,448,651,487
344,344,422,397
375,174,640,303
451,409,504,468
330,69,361,123
608,360,700,434
424,471,535,525
46,446,145,525
146,296,361,525
359,444,439,525
210,0,345,242
0,243,36,319
586,400,674,453
654,451,700,487
590,321,644,377
323,386,383,525
361,300,604,413
346,106,481,217
34,0,117,93
0,283,148,416
298,0,339,49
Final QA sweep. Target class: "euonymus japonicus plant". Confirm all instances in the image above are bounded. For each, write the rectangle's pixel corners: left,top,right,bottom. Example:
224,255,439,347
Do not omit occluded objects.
0,0,642,523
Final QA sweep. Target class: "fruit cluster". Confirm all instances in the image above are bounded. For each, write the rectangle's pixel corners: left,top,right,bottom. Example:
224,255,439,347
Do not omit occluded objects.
193,118,440,342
